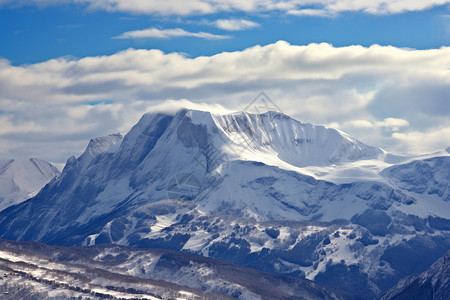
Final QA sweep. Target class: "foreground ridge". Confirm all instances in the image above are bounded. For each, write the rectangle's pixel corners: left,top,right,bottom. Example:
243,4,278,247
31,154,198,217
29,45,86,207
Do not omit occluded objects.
0,238,346,300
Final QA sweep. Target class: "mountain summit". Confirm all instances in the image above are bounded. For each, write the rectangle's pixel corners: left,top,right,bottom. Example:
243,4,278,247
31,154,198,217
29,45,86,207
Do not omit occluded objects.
0,158,60,212
0,108,448,298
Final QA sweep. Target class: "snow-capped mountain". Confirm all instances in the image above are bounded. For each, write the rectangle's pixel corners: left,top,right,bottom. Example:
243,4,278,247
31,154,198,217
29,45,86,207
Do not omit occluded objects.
0,109,448,299
0,158,60,212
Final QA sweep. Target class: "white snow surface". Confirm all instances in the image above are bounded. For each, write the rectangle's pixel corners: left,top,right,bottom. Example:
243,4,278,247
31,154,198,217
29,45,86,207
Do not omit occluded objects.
211,111,384,168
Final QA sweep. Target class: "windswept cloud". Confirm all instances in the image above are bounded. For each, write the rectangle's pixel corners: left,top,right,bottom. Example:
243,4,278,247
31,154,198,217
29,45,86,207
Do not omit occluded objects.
1,0,449,16
114,27,230,40
214,19,260,31
1,41,450,161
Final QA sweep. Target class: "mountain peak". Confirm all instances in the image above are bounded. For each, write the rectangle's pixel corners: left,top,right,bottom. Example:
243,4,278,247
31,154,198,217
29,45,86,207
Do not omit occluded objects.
139,107,383,169
0,158,60,212
78,133,123,169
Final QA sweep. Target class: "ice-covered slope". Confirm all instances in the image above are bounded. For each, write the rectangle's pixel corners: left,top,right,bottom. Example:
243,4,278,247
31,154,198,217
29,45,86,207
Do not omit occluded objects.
0,109,448,299
0,158,60,212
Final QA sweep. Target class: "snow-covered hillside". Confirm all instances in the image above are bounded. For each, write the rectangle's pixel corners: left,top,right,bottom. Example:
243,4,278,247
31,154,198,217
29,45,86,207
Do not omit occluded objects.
0,158,60,212
0,238,345,300
212,111,383,167
0,108,448,299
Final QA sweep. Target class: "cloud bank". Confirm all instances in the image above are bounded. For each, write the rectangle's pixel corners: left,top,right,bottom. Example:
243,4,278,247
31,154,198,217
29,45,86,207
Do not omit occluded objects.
0,41,449,162
1,0,449,16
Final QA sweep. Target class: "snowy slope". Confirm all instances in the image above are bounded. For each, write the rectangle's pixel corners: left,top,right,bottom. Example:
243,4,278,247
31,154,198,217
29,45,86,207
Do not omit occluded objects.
0,108,448,299
78,133,123,170
212,111,383,167
0,158,60,212
381,156,450,201
0,239,346,300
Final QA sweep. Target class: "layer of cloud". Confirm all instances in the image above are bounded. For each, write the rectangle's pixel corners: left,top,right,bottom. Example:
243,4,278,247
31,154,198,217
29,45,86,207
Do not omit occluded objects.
1,0,449,16
114,27,230,39
214,19,260,31
0,41,449,162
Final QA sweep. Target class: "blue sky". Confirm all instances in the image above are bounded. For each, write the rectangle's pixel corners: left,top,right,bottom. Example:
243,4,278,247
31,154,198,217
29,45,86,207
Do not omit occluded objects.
1,3,449,64
0,1,449,163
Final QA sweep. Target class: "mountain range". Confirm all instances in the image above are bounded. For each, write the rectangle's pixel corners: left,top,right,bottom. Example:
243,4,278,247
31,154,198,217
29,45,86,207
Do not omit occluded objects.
0,109,448,299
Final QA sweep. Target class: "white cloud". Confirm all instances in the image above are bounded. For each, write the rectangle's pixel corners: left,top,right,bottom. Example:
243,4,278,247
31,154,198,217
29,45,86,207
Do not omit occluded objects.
1,0,449,16
345,118,409,130
376,117,409,129
114,27,230,40
143,99,234,115
214,19,260,31
392,126,450,154
344,120,374,129
1,41,450,161
287,9,334,17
